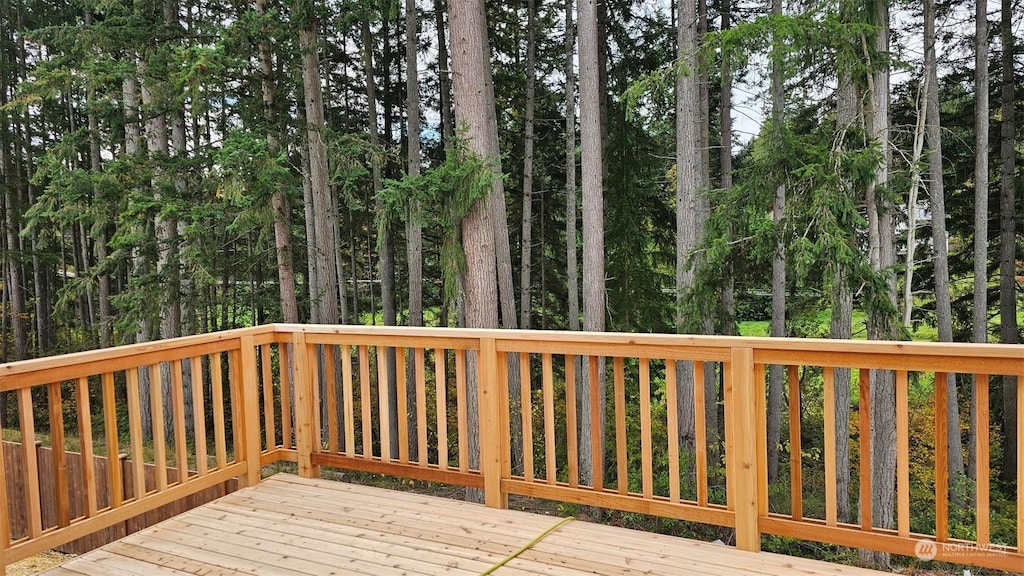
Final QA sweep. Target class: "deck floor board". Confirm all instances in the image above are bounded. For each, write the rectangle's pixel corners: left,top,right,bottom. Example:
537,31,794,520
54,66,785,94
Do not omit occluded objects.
42,474,892,575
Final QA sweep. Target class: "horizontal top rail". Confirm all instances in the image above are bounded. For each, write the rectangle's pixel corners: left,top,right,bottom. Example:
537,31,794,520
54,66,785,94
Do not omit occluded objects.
270,324,1024,360
1,324,1018,391
0,326,275,386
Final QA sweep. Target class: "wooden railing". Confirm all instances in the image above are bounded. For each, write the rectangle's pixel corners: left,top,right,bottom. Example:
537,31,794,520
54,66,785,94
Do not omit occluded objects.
0,324,1020,572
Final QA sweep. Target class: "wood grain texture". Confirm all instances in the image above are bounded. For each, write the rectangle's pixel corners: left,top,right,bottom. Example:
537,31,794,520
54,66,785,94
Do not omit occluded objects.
39,475,895,576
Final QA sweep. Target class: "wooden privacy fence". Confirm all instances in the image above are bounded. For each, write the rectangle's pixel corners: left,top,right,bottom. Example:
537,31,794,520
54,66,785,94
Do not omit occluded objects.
0,324,1020,574
2,442,236,554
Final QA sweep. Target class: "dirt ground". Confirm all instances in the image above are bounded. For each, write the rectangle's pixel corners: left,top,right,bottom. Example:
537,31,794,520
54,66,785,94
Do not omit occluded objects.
6,551,74,576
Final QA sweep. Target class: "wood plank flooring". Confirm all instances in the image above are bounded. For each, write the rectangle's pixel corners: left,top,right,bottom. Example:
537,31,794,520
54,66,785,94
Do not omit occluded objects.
42,474,891,575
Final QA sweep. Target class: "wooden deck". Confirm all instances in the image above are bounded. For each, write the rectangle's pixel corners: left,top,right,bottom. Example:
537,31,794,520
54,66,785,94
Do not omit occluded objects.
41,474,891,576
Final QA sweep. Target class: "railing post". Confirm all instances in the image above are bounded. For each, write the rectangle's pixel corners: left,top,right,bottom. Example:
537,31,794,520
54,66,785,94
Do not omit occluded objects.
478,337,508,509
726,346,760,552
0,439,7,576
238,335,262,487
292,332,321,478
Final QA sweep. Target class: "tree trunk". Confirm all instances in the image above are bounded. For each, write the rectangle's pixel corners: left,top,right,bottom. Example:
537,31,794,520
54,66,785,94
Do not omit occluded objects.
516,0,540,327
299,11,340,326
969,0,989,481
406,0,423,330
257,0,298,324
719,0,735,336
578,0,604,489
405,0,424,460
833,13,857,525
362,17,399,458
1,179,26,362
86,44,112,347
925,0,965,485
298,105,320,324
0,102,26,360
903,81,927,328
998,0,1017,482
867,0,899,557
766,0,785,485
564,0,579,333
447,0,502,500
675,0,702,482
435,0,454,150
519,0,537,330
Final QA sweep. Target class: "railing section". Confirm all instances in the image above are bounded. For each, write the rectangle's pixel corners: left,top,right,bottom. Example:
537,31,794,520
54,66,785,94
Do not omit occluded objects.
752,344,1023,571
0,327,268,568
288,330,483,489
0,325,1020,574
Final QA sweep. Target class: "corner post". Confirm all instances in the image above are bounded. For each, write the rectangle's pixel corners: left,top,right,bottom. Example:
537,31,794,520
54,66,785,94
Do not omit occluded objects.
479,337,508,509
293,331,321,478
726,346,760,552
239,334,262,487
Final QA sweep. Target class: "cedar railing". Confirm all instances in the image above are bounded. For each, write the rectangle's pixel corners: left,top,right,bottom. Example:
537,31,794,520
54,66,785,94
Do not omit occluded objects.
0,325,1020,572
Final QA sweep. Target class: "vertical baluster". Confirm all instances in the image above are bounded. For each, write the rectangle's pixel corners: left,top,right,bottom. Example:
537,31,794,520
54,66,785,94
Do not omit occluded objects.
934,372,949,541
211,353,228,470
170,361,188,485
896,370,910,537
456,349,468,472
857,368,870,530
520,352,533,481
666,360,680,503
325,344,339,454
358,345,372,458
191,357,208,476
639,358,653,499
788,365,802,520
75,377,98,516
150,364,167,492
565,355,578,489
415,348,427,467
588,355,603,491
435,349,449,469
377,346,392,462
261,345,275,451
342,345,356,457
47,382,70,527
279,344,293,450
125,368,146,500
543,353,556,485
496,349,511,482
694,361,708,506
823,367,837,527
613,357,626,494
102,372,122,507
976,372,990,544
229,349,244,460
397,348,409,463
18,388,42,537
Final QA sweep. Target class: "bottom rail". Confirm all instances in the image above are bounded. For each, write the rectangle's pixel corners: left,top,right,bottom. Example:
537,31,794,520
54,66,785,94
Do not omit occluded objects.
760,516,1023,572
4,463,244,565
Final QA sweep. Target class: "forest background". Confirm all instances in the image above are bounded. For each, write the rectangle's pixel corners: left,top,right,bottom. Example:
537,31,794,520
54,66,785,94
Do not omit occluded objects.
0,0,1021,569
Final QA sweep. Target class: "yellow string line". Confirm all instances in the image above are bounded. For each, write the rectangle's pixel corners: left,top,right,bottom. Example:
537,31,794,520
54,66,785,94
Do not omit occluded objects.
479,516,576,576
